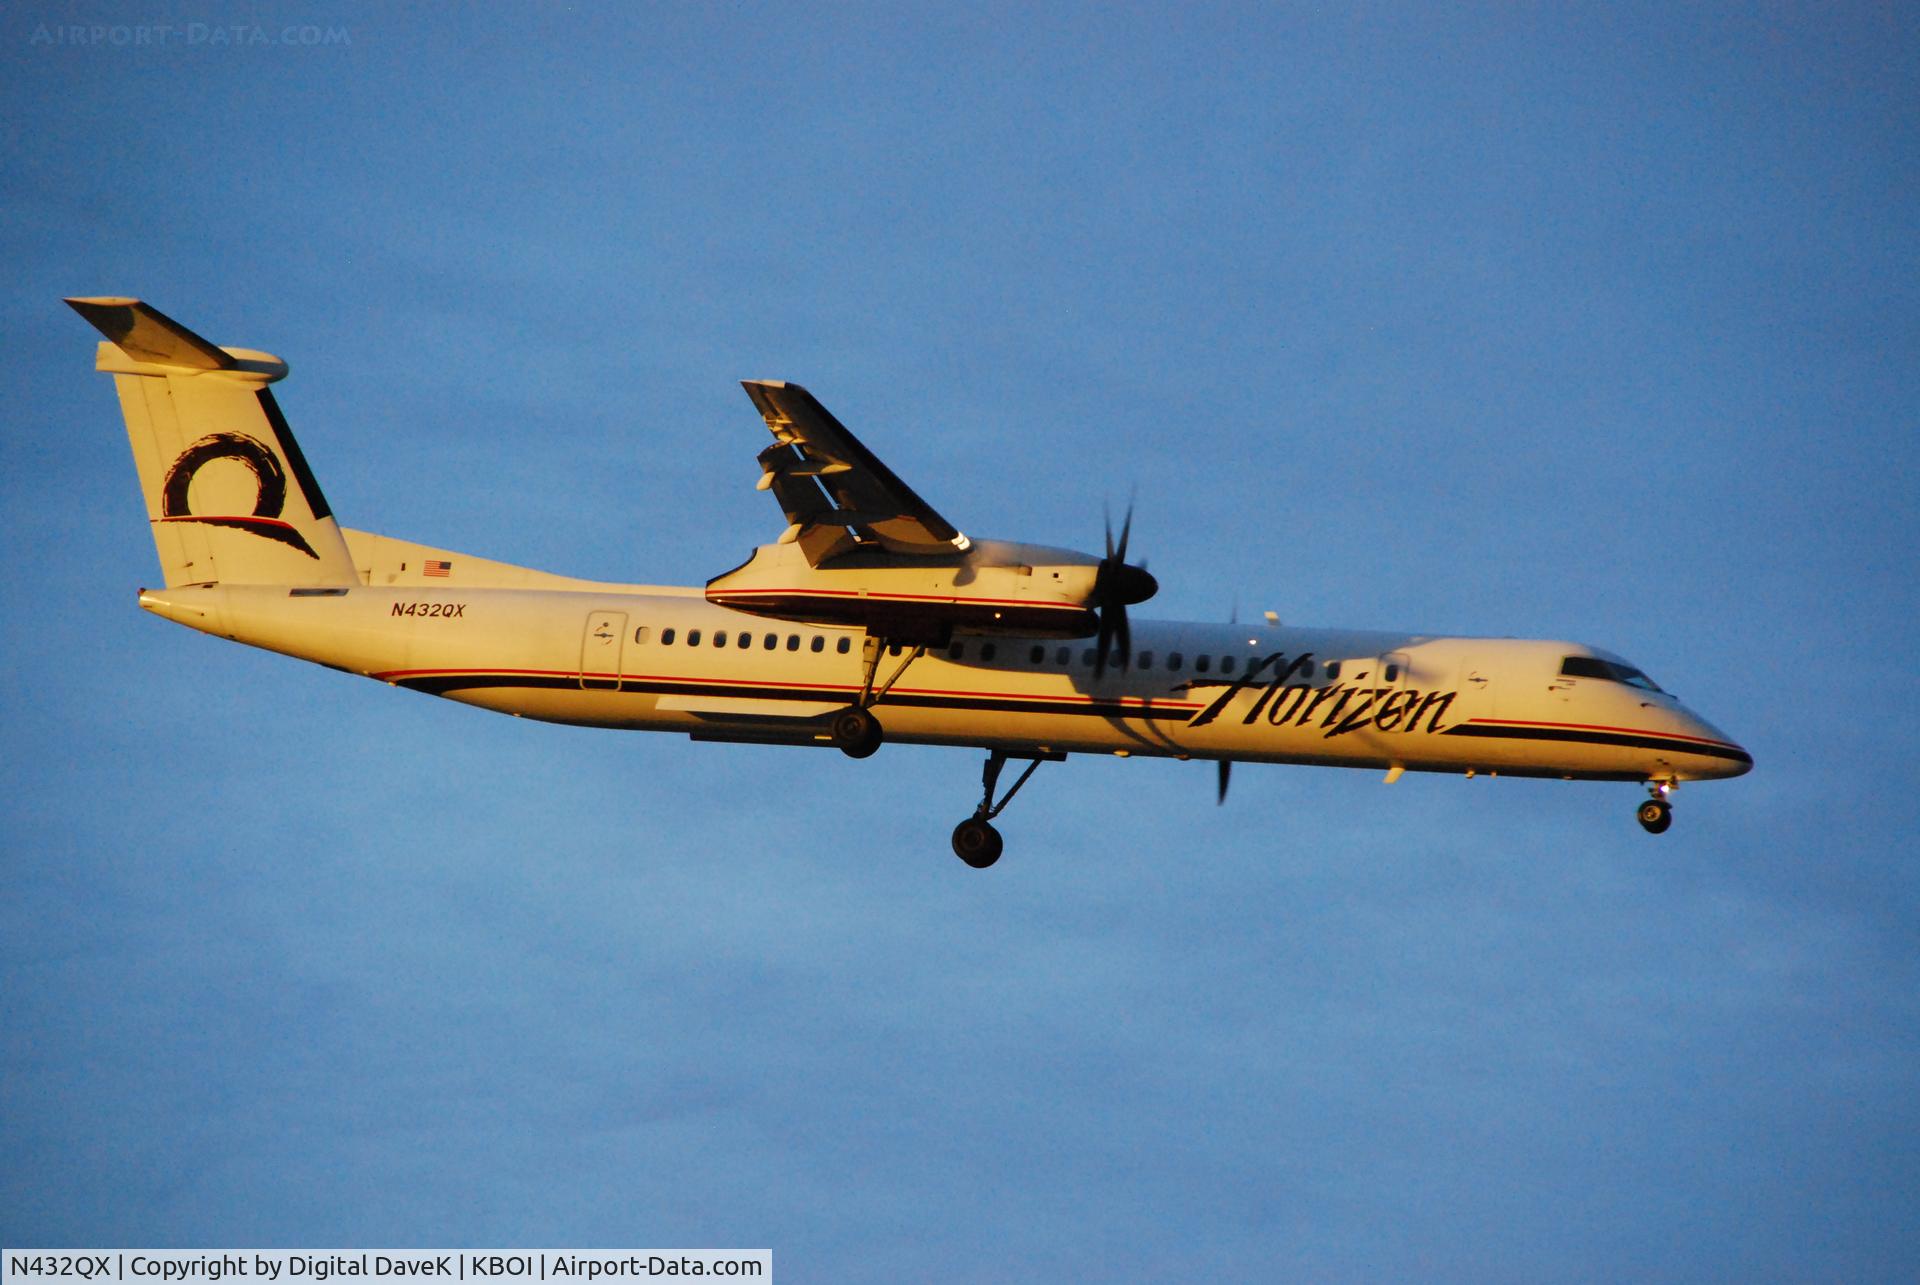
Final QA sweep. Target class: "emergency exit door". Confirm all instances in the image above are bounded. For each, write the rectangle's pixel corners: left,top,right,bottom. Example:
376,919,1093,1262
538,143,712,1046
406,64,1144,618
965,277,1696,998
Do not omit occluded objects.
580,611,627,690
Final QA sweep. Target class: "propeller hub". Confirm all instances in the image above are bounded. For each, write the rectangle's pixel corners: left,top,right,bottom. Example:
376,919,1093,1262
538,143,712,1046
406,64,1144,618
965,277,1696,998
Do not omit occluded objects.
1102,562,1157,607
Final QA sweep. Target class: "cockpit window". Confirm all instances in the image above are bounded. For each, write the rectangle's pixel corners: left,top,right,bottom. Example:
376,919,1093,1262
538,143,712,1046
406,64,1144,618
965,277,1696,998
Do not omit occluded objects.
1560,655,1663,692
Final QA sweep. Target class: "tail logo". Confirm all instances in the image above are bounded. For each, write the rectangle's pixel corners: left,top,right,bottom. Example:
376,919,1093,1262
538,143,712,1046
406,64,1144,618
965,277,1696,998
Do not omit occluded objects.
158,432,320,558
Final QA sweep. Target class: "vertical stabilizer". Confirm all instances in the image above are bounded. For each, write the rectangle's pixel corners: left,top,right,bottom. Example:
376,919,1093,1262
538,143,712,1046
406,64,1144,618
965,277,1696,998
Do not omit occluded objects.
68,297,358,588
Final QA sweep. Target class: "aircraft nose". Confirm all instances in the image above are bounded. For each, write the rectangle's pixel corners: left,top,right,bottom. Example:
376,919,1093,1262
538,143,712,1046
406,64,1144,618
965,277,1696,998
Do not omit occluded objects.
1682,709,1752,778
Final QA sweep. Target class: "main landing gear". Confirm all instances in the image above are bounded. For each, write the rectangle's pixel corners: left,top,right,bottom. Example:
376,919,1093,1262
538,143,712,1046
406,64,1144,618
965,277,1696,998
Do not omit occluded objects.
950,750,1060,868
1637,781,1674,834
829,636,926,759
829,707,882,758
827,635,1055,869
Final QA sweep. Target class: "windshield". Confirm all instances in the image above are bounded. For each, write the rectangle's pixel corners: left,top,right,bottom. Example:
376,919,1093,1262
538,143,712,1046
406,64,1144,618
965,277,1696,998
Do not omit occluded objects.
1560,655,1663,692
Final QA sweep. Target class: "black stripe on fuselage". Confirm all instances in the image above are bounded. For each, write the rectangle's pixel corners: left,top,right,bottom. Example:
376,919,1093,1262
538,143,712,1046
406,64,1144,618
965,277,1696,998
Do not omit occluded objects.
393,672,1198,723
1442,721,1752,766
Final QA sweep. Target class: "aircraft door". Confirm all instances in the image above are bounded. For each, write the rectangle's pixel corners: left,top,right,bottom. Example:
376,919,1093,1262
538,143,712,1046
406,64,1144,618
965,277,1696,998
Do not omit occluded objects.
581,610,627,690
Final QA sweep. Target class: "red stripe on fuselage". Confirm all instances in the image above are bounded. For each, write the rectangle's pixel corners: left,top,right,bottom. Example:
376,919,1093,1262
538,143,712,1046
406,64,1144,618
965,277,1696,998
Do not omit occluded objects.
371,665,1206,711
1462,716,1739,750
705,588,1087,610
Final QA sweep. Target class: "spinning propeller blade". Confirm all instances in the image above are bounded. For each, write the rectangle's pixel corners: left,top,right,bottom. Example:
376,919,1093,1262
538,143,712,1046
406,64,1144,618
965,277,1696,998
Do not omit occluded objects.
1091,501,1157,681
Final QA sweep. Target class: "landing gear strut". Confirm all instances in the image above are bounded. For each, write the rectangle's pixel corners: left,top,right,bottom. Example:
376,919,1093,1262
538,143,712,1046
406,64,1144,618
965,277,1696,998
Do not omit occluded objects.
831,636,926,759
1637,782,1674,834
950,750,1059,868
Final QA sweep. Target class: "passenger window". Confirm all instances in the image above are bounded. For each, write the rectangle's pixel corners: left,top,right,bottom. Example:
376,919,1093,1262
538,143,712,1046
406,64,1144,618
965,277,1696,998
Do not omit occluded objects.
688,629,702,646
661,627,676,645
1168,651,1183,671
1300,659,1315,678
1195,654,1210,673
738,632,752,648
1221,655,1236,675
1082,648,1098,666
1384,662,1400,682
1029,645,1045,664
1139,651,1154,669
1325,661,1340,680
714,631,727,648
836,637,851,654
633,626,650,644
1055,646,1070,665
981,643,997,661
764,633,777,650
787,635,800,651
950,642,966,660
810,635,824,652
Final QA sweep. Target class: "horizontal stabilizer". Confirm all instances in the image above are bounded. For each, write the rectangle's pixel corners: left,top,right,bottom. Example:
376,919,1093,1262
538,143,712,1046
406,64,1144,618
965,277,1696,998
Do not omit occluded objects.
65,297,235,370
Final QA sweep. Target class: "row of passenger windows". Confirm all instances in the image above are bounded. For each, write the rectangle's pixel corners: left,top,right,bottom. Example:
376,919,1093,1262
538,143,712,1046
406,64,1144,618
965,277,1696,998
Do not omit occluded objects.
625,624,1353,678
997,643,1248,675
634,626,854,654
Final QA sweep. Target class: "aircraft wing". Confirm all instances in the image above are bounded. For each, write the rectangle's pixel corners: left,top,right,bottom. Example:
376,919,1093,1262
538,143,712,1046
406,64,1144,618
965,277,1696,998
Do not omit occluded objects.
742,380,970,562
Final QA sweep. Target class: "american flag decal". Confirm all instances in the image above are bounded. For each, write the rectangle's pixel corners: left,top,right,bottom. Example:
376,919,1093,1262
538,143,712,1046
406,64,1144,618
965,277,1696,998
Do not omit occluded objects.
424,559,452,578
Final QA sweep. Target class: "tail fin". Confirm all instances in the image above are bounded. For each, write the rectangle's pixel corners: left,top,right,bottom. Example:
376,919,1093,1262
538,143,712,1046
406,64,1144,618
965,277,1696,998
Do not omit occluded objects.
67,297,358,588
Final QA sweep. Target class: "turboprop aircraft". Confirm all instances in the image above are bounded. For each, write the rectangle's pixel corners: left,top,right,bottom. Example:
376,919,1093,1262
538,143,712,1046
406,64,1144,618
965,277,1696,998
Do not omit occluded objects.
69,297,1751,867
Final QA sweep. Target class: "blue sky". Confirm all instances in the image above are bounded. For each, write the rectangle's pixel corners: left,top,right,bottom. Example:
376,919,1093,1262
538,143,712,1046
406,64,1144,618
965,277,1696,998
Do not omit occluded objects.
4,3,1916,1278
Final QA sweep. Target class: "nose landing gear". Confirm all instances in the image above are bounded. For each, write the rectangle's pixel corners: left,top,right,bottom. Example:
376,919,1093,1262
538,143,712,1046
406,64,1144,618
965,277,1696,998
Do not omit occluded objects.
1637,781,1674,834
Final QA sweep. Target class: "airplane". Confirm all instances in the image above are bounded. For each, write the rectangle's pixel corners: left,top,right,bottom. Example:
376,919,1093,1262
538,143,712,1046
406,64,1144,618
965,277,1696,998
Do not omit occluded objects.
68,297,1752,867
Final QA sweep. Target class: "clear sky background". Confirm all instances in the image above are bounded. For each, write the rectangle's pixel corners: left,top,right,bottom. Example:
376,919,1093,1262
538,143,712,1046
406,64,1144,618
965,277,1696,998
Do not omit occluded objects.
3,3,1916,1279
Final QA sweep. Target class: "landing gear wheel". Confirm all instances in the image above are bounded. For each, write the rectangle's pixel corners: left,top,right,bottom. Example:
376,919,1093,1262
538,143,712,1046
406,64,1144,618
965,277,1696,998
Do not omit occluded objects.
947,750,1051,869
830,707,882,759
1637,798,1672,834
951,817,1003,868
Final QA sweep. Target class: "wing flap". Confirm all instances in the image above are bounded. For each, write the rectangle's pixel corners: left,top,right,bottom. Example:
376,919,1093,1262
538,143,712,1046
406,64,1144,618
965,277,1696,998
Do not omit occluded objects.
741,380,969,559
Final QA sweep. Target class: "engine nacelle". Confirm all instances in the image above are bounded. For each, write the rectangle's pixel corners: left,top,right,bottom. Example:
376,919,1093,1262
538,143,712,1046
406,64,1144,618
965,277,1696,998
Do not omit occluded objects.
706,538,1111,644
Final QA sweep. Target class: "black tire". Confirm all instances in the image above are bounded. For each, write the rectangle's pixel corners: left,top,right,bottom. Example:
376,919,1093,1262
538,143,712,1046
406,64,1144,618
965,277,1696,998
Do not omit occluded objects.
1637,799,1672,834
831,707,882,759
951,818,1003,868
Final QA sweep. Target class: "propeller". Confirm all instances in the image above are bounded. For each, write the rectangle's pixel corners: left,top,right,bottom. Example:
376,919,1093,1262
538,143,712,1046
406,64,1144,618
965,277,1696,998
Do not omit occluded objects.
1217,760,1232,805
1091,501,1158,681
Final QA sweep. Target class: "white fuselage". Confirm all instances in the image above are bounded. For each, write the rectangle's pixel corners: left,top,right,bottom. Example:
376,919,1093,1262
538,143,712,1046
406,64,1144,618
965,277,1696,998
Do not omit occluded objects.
140,581,1752,785
66,294,1751,854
